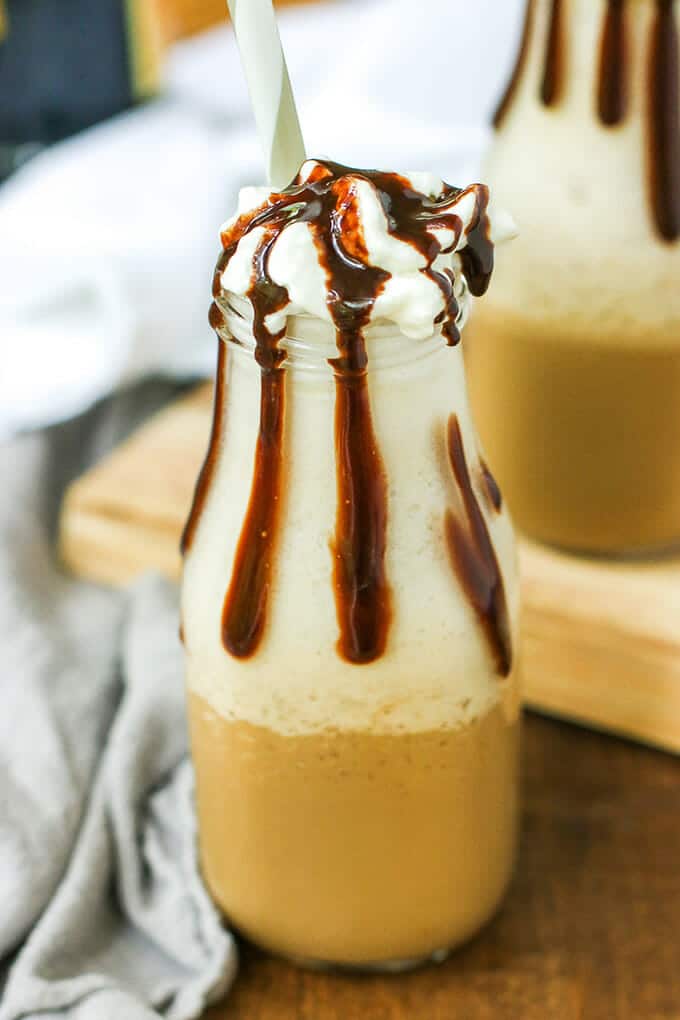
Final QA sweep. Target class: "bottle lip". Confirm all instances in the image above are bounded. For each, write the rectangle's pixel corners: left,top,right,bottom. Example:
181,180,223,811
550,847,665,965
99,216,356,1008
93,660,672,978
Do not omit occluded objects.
214,285,470,370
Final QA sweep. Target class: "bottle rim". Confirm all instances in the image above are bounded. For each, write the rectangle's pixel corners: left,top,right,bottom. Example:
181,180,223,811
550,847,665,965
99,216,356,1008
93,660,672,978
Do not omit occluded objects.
214,286,470,372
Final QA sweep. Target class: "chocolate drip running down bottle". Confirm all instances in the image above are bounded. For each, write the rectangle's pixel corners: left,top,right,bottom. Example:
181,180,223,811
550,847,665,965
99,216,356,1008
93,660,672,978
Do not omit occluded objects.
466,0,680,554
181,160,520,969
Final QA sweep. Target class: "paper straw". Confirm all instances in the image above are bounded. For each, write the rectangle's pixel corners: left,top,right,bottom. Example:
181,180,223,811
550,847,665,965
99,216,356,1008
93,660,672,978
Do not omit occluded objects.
226,0,306,188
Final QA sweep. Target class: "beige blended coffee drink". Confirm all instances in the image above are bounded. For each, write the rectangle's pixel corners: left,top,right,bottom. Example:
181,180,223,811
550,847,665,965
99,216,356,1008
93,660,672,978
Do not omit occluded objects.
181,160,520,968
466,0,680,553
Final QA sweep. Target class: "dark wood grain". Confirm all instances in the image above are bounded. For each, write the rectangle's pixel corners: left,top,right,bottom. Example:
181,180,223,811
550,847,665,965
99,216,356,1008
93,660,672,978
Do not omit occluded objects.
205,713,680,1020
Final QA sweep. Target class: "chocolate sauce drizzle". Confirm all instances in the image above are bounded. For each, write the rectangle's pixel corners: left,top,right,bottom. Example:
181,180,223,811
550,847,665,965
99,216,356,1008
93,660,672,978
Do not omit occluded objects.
494,0,536,128
444,416,512,678
317,164,492,660
541,0,565,106
495,0,680,243
649,0,680,241
220,229,289,658
480,459,503,513
598,0,628,125
330,335,391,664
180,340,227,555
190,160,495,663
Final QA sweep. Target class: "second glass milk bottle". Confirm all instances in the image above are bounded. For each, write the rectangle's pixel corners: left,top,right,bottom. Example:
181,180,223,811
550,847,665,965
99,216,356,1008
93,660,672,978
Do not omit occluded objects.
466,0,680,554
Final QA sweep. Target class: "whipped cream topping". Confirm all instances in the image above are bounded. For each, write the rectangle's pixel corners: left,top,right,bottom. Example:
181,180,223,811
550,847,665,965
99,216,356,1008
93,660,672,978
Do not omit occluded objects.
216,159,515,342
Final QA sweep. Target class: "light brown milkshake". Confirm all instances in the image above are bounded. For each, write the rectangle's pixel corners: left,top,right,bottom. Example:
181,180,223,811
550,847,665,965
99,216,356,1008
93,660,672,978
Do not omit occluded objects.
189,694,518,966
466,0,680,554
468,311,680,552
181,161,520,968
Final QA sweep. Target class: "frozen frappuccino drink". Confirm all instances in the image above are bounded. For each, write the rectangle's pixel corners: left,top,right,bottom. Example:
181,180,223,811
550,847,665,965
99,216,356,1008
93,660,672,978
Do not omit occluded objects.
181,160,520,969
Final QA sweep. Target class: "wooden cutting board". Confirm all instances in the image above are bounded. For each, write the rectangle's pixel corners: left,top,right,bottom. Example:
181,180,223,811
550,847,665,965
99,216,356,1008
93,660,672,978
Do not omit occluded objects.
59,383,680,753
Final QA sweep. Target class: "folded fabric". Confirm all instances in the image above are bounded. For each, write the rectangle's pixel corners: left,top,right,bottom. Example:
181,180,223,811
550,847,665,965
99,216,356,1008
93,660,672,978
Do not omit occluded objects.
0,384,236,1020
0,0,524,438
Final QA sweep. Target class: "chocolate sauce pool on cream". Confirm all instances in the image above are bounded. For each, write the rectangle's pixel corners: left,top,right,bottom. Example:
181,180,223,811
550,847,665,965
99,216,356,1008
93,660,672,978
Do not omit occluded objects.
182,160,499,665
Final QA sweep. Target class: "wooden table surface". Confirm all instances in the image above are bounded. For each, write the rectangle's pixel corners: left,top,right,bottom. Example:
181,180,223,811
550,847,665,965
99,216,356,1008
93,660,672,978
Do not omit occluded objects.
205,712,680,1020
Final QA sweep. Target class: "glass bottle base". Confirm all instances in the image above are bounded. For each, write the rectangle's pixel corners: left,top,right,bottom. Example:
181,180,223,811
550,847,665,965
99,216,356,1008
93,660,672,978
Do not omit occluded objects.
283,945,452,974
527,530,680,563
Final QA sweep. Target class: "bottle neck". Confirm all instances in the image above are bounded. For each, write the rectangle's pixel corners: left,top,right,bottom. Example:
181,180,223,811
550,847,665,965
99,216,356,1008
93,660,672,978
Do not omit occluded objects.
216,292,469,376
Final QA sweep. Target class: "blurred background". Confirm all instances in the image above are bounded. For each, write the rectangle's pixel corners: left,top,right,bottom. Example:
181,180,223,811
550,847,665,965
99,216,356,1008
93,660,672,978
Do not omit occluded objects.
0,0,524,437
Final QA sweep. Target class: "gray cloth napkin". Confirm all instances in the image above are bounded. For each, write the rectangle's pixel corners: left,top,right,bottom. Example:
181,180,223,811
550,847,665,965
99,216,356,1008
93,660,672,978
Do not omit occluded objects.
0,382,237,1020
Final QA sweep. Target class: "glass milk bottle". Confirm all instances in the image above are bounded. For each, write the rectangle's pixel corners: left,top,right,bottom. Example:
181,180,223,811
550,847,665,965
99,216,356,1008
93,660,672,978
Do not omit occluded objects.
181,162,521,970
466,0,680,553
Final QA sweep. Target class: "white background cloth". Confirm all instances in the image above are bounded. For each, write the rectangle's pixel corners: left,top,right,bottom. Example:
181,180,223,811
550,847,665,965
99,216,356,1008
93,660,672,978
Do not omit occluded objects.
0,0,524,438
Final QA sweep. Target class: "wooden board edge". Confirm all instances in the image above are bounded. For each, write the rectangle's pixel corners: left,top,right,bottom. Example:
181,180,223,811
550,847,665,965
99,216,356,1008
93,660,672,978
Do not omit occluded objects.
59,502,182,587
522,621,680,754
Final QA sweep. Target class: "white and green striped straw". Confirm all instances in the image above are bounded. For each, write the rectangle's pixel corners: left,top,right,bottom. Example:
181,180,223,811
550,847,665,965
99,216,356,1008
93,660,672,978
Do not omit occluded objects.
226,0,306,189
